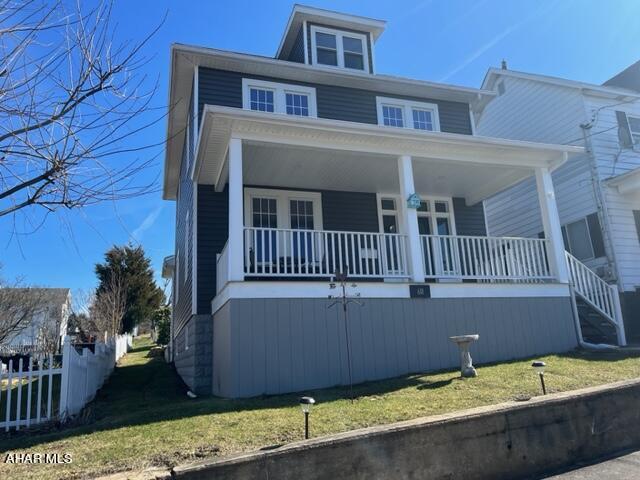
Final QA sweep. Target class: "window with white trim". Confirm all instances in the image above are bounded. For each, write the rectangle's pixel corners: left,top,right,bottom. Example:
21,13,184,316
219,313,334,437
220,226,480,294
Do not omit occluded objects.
376,97,440,131
627,115,640,145
244,188,322,231
242,79,317,117
310,26,369,72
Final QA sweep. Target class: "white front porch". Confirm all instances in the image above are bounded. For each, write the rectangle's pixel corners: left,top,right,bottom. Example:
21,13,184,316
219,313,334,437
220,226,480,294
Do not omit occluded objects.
193,106,582,301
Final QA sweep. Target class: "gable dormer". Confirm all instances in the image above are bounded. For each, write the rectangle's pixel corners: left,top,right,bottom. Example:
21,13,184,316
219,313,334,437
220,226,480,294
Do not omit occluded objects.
276,5,385,74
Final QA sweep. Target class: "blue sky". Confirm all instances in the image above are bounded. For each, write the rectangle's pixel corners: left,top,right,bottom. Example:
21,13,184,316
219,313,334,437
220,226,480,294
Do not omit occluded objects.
2,0,639,296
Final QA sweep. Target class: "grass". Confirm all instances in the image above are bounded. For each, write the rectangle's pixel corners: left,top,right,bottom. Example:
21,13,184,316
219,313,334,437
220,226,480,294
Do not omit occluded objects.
0,336,639,480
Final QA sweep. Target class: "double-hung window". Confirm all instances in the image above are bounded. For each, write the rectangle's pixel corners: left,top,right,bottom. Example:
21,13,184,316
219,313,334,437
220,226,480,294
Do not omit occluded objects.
311,26,369,72
376,97,440,131
242,79,317,117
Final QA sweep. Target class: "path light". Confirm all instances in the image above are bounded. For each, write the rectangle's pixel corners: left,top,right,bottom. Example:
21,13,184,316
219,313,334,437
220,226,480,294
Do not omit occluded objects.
299,396,315,439
532,361,547,395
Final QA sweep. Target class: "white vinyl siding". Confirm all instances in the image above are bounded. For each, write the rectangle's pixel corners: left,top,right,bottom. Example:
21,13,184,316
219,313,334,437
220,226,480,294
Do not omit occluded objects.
479,76,605,271
479,74,640,291
585,94,640,290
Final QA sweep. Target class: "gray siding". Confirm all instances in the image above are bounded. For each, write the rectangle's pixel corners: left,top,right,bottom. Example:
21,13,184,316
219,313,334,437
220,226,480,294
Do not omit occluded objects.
322,190,379,232
453,197,486,236
286,25,305,64
198,67,473,134
174,117,193,334
197,185,228,314
212,296,578,398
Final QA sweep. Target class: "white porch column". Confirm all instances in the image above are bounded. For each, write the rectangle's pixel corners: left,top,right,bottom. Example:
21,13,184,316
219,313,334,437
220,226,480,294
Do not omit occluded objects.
535,166,569,283
227,138,244,281
398,155,426,282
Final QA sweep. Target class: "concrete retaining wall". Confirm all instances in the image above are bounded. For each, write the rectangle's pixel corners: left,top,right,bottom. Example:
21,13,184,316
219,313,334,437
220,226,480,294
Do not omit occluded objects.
174,378,640,480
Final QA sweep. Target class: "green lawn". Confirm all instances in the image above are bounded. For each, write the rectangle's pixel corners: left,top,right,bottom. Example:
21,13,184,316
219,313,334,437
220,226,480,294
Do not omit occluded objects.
1,336,639,480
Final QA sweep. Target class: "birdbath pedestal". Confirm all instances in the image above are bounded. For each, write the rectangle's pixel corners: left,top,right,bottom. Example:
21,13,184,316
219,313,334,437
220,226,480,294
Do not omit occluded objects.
449,334,480,378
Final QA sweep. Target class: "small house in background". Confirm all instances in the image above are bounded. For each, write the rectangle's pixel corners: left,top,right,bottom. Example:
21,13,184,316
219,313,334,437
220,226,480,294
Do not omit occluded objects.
3,288,71,354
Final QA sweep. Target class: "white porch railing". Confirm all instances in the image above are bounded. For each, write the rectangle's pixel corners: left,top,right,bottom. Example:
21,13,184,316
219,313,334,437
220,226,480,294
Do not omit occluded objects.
216,242,229,294
565,252,621,324
420,235,553,282
243,227,409,279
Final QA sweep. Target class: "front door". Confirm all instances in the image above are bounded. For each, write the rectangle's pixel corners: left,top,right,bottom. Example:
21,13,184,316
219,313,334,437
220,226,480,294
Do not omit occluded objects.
417,198,458,276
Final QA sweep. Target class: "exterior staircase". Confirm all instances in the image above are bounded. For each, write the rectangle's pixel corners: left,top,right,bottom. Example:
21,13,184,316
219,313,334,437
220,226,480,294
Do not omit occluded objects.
566,252,626,346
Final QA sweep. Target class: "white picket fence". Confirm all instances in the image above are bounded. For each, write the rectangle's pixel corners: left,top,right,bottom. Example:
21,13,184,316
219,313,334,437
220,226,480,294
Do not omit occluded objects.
0,333,132,432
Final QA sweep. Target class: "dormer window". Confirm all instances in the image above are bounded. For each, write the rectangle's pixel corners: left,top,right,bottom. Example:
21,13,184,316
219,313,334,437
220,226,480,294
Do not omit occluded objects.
376,97,441,132
242,79,317,117
310,26,369,72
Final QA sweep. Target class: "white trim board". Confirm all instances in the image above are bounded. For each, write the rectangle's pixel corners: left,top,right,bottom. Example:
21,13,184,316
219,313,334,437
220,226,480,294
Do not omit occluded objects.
211,281,571,315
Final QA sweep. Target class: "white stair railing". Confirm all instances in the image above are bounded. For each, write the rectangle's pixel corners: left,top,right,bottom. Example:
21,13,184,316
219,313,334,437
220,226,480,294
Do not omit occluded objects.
565,251,626,345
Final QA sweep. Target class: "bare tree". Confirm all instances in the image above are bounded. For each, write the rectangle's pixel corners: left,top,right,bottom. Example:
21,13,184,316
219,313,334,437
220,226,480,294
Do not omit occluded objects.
0,0,164,224
90,272,126,337
0,270,48,344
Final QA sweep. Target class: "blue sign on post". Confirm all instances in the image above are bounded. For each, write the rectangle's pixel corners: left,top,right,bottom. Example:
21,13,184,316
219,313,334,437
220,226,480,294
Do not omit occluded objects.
407,193,421,209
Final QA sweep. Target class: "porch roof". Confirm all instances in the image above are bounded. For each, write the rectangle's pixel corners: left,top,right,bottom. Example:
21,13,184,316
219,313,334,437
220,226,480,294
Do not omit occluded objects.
169,106,583,203
607,167,640,198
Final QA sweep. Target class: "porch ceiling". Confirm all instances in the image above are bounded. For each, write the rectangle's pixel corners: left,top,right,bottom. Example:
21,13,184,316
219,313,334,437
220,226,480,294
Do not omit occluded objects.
193,106,583,204
242,142,531,204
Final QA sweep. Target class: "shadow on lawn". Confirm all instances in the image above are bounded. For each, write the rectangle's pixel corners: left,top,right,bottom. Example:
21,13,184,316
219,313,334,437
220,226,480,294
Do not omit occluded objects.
1,345,637,452
0,350,458,451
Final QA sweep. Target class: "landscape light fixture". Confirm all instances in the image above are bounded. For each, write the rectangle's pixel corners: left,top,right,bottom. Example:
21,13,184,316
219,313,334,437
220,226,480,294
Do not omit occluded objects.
531,361,547,395
299,396,316,439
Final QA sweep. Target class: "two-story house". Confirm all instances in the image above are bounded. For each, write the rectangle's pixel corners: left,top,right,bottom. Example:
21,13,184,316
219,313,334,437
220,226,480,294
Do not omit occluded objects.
163,5,589,398
476,63,640,346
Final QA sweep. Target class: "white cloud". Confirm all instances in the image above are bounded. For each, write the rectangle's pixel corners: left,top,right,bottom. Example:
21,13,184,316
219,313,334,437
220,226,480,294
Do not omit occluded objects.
131,205,163,242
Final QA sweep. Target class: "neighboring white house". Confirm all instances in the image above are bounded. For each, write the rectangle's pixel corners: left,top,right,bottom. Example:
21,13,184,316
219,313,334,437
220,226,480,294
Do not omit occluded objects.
476,63,640,343
3,288,72,352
